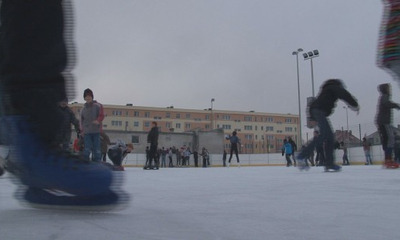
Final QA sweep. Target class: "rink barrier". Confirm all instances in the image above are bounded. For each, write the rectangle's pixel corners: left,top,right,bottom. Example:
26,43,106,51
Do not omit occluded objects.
121,145,385,167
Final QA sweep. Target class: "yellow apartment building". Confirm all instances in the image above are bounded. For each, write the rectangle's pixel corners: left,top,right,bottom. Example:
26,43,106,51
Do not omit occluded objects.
69,103,300,154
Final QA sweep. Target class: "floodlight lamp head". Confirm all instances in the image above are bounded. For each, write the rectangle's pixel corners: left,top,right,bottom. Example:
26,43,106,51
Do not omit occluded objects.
303,53,308,59
297,48,303,52
313,49,319,56
308,51,314,57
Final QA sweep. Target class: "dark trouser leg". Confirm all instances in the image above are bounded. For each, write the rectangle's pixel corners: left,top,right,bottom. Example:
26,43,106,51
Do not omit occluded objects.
0,0,70,138
299,109,334,166
149,144,157,167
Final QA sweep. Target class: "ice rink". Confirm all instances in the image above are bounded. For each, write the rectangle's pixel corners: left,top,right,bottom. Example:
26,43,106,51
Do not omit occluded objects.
0,165,399,240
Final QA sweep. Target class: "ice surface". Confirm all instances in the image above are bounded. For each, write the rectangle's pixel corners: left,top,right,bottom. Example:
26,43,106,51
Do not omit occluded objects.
1,165,399,240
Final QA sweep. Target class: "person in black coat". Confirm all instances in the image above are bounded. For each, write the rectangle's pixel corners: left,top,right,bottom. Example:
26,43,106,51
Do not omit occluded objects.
56,98,80,151
375,83,400,168
297,79,359,172
193,149,199,167
146,121,159,169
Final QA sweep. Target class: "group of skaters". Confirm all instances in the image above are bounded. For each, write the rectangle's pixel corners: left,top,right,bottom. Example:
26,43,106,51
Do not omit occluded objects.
57,88,134,171
0,0,399,210
143,129,243,169
280,79,400,172
144,144,211,169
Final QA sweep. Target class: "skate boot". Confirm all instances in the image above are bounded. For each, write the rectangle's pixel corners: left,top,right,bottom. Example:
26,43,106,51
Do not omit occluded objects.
383,158,400,169
4,116,129,211
0,145,9,177
296,155,310,171
324,164,342,172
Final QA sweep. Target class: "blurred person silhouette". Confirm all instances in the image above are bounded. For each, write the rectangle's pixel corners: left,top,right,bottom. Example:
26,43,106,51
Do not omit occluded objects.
296,79,359,172
0,0,128,210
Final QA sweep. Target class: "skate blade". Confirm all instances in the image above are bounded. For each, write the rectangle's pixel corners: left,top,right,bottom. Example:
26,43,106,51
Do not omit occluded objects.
17,193,130,213
14,186,130,213
324,169,342,172
19,200,129,213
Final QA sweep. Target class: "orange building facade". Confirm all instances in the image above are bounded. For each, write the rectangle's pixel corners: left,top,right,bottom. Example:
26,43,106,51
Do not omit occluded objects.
69,103,300,154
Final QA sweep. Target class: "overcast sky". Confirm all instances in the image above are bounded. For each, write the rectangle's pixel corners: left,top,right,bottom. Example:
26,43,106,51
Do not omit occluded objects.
71,0,398,139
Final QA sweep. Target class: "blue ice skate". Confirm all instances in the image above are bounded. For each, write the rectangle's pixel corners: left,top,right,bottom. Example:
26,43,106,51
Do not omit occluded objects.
4,116,129,211
324,164,342,172
296,156,310,171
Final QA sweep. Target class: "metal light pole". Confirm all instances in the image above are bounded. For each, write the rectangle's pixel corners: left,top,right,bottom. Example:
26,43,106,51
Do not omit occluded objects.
343,106,349,145
303,50,319,97
292,48,303,148
211,98,215,130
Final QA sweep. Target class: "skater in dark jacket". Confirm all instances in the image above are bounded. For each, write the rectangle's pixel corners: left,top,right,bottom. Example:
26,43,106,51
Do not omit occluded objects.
340,141,350,165
56,98,80,151
146,121,159,169
227,131,241,167
375,83,400,169
193,149,199,167
297,79,359,171
222,150,227,167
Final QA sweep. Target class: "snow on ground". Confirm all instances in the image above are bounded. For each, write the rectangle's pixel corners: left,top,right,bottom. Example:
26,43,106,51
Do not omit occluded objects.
0,165,399,240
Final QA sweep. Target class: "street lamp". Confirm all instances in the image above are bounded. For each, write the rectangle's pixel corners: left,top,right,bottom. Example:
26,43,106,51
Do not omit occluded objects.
211,98,215,130
303,49,319,97
292,48,303,148
343,106,349,145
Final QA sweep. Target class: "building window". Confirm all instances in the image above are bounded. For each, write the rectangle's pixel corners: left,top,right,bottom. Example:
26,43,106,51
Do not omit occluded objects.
267,117,274,122
166,112,171,118
166,122,171,128
111,120,122,126
222,124,231,130
144,121,150,127
222,115,231,120
176,113,181,119
133,121,139,127
131,135,139,144
185,123,191,129
285,118,292,123
244,125,252,130
134,111,140,117
176,123,181,129
244,116,252,121
285,127,293,132
205,124,210,129
267,135,274,140
245,134,253,140
112,110,122,116
144,112,150,118
266,126,274,131
186,113,191,119
245,143,253,149
205,115,210,120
